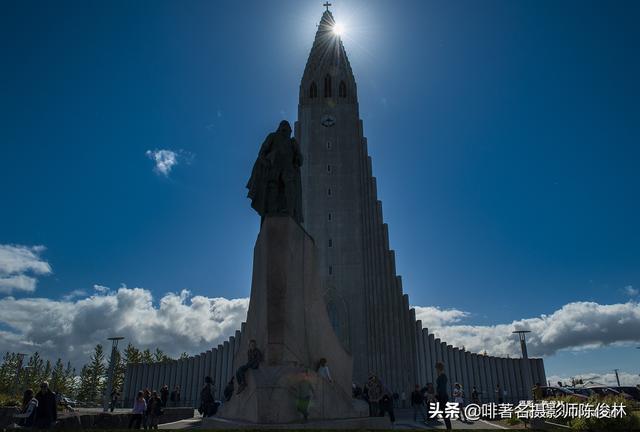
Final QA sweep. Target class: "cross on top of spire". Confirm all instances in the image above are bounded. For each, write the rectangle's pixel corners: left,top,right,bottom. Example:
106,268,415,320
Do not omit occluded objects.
323,2,332,11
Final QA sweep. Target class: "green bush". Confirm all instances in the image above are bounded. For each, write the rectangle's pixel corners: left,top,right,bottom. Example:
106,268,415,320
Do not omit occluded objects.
505,417,521,426
0,392,20,407
567,395,639,432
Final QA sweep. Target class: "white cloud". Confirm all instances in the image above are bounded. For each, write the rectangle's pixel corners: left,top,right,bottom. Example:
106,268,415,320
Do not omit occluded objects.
93,284,110,293
414,305,469,329
0,244,52,294
623,285,638,297
62,289,87,301
145,149,193,177
0,287,248,368
415,301,640,358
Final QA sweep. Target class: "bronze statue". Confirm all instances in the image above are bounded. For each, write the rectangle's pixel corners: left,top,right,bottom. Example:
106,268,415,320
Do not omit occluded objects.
246,120,303,223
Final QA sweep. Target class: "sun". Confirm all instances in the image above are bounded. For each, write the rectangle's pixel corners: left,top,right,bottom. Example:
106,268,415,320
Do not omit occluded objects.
332,22,345,36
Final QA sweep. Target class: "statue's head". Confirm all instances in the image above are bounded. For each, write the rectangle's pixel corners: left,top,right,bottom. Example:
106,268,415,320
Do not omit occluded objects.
277,120,292,137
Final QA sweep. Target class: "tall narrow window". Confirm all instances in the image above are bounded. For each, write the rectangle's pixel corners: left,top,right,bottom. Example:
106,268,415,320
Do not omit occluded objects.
328,238,333,247
327,188,332,196
324,74,332,97
309,81,317,98
328,212,332,221
327,164,331,173
328,265,333,275
339,80,347,98
327,141,331,150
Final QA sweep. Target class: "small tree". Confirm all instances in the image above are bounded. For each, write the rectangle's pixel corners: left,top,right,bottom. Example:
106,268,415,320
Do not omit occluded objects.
0,352,19,395
77,344,107,403
140,349,154,364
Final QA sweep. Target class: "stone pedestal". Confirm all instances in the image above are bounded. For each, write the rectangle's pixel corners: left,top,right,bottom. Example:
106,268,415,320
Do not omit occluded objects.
216,216,373,425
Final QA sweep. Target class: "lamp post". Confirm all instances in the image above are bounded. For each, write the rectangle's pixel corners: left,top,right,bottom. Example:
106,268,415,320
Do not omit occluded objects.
513,330,533,400
103,337,124,412
613,369,621,387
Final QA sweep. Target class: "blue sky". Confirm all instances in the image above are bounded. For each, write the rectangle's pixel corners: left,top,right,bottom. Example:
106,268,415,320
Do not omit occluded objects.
1,0,639,383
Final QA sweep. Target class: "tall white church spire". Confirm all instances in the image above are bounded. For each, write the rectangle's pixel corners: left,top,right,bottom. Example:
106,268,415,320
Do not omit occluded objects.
300,9,356,105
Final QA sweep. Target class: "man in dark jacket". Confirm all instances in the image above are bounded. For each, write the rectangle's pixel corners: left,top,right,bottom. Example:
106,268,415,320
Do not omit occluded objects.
160,385,169,407
235,340,263,394
411,384,427,422
200,376,218,417
35,381,57,429
435,362,452,430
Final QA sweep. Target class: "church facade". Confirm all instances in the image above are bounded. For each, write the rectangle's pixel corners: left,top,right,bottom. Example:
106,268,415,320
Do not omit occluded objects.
122,8,545,407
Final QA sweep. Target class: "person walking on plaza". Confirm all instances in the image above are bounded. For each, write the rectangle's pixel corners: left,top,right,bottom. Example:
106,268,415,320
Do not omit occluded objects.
364,374,383,417
236,339,263,394
379,390,396,423
411,384,427,422
128,391,146,429
35,381,57,429
294,369,315,422
147,391,163,429
453,383,467,422
435,362,452,430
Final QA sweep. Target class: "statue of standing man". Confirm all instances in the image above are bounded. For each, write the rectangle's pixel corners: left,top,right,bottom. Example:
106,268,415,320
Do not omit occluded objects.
246,120,304,224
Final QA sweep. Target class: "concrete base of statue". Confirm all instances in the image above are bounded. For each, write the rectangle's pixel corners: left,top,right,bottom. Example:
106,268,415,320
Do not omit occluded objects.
214,216,383,426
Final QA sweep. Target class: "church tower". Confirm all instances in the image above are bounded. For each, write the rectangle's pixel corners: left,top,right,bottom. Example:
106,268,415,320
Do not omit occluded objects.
295,8,418,391
122,7,546,404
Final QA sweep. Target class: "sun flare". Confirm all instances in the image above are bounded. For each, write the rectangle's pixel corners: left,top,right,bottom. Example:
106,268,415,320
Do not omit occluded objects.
333,22,345,36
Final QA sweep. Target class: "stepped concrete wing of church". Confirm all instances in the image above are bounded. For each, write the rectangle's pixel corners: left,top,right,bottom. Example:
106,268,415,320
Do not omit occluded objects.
122,8,545,409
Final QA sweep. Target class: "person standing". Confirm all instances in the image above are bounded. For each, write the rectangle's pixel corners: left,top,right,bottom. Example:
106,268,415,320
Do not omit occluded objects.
128,391,146,429
169,386,178,407
453,383,467,422
424,383,436,420
224,378,235,402
35,382,57,429
495,384,504,404
471,386,480,404
435,362,452,430
147,391,163,429
316,358,333,383
364,375,383,417
236,340,263,394
200,376,218,417
532,382,543,402
411,384,427,422
141,389,151,430
110,389,119,412
160,385,169,407
294,370,315,422
379,391,396,423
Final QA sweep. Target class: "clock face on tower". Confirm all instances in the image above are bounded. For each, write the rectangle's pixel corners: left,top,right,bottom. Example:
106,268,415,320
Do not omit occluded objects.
321,114,336,127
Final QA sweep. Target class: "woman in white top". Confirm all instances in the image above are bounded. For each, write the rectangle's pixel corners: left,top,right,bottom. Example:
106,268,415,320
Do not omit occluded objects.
453,383,467,422
316,358,333,383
